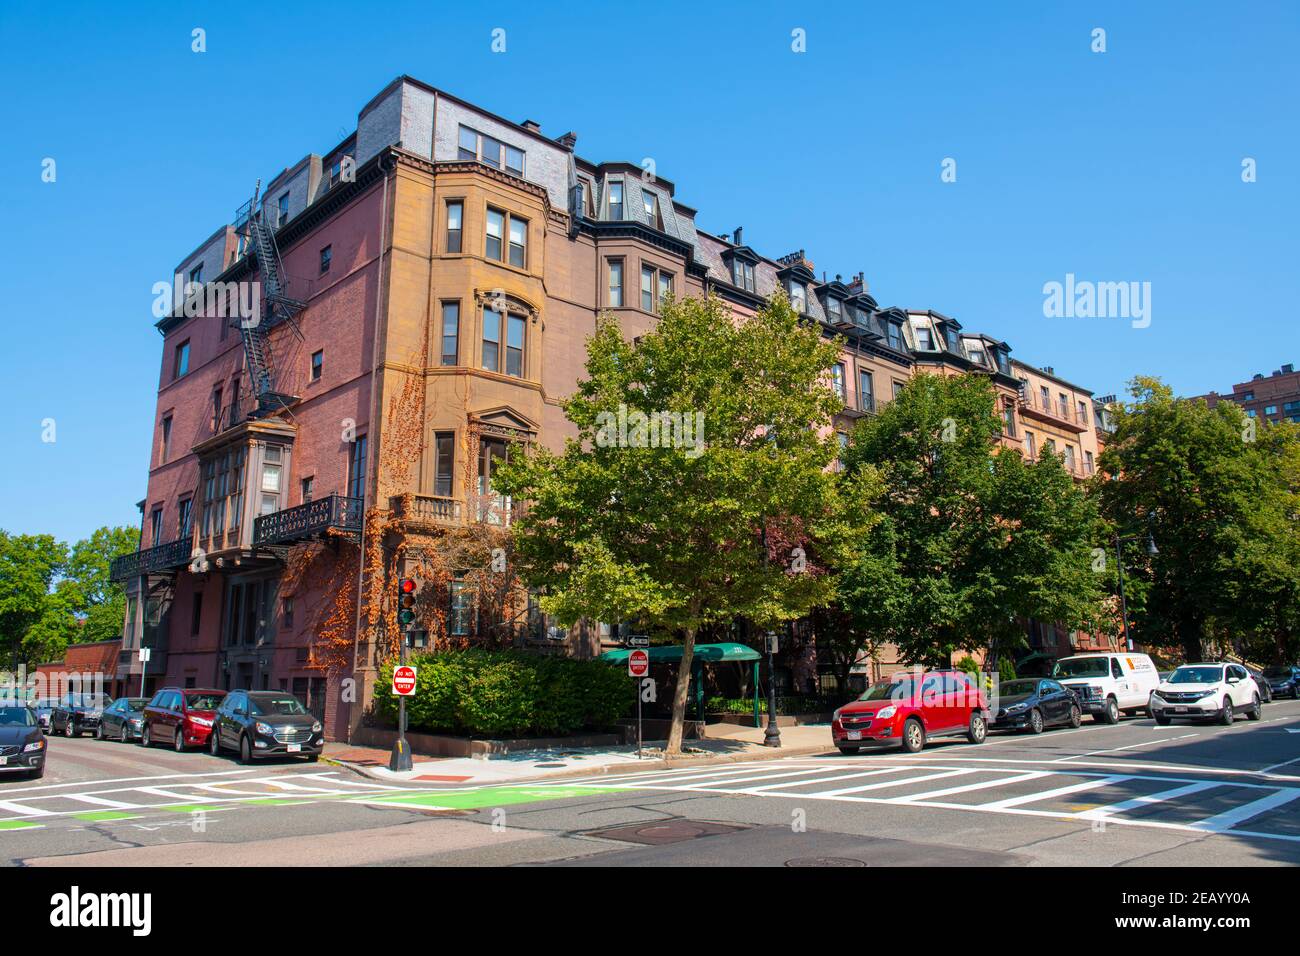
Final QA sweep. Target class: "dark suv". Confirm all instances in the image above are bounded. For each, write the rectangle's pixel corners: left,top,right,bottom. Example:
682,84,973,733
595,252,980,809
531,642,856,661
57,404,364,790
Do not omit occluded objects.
50,693,113,737
209,690,324,763
0,705,47,779
140,688,226,751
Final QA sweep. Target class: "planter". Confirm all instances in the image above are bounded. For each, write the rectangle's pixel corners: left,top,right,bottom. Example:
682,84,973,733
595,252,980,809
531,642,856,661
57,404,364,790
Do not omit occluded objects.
351,726,626,758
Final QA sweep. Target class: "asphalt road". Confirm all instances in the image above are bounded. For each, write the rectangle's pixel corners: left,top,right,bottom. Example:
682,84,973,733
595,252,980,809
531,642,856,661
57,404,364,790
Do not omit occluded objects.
7,700,1300,867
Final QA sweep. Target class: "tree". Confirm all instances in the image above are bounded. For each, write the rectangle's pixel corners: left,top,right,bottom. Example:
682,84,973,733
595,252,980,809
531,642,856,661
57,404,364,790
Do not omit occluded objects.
839,373,1106,667
496,292,872,754
0,532,66,669
1096,378,1300,663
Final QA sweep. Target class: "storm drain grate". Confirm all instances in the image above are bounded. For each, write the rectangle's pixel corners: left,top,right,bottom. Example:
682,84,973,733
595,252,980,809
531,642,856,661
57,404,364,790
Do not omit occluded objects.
584,819,750,846
785,856,868,867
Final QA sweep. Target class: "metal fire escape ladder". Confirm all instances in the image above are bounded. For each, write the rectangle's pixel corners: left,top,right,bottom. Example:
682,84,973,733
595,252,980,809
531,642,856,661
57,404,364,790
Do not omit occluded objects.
234,182,304,418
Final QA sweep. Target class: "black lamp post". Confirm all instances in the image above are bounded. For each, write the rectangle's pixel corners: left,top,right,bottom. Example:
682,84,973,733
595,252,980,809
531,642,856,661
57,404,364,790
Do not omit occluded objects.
759,523,781,747
1114,527,1158,652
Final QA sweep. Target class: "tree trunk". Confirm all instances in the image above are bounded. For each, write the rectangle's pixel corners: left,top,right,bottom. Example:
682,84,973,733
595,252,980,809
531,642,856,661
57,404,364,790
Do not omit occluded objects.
666,626,697,755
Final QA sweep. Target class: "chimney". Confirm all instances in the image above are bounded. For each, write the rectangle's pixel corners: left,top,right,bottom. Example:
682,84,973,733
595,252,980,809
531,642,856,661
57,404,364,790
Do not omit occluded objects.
556,131,577,149
521,119,542,133
733,226,743,246
1253,373,1264,380
1042,366,1055,375
1283,364,1295,374
835,273,843,283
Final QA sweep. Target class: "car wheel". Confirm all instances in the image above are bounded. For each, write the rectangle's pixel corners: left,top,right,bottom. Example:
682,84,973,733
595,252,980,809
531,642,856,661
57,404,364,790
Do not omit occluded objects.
1102,697,1120,725
1155,714,1172,726
1247,693,1262,721
967,712,988,744
28,765,44,780
120,723,131,744
1068,704,1082,728
174,729,187,753
209,729,222,756
305,753,320,763
139,723,151,747
238,735,255,765
1027,709,1044,734
836,746,859,756
901,718,926,753
65,719,76,738
1219,697,1234,725
95,723,104,741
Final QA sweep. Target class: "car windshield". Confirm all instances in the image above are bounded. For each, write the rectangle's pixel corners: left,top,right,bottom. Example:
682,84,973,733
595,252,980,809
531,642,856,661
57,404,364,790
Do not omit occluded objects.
123,698,148,712
1264,666,1292,678
858,680,916,702
1053,658,1110,679
0,706,36,727
1000,680,1038,697
1169,666,1223,684
67,694,110,708
249,696,308,716
185,693,224,711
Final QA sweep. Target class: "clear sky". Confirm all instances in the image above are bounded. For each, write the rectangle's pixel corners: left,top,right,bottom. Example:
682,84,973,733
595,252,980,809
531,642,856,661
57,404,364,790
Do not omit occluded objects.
1,0,1296,544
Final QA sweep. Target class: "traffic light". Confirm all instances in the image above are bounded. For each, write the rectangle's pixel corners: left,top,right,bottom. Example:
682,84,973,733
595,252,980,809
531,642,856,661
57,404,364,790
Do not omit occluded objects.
397,577,417,627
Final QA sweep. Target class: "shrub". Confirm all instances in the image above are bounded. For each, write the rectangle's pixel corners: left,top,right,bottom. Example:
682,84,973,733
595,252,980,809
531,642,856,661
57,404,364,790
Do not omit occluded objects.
374,649,633,738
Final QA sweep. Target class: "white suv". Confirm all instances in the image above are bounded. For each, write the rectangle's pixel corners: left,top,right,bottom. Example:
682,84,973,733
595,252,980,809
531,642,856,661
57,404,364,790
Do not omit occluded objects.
1150,663,1262,725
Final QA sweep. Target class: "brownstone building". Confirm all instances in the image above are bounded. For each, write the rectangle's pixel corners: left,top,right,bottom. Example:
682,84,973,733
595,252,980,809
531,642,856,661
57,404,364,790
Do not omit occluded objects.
111,76,1113,737
1197,364,1300,426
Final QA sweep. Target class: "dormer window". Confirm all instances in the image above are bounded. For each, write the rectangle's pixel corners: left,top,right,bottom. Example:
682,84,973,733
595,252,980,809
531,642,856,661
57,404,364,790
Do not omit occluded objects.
886,322,902,351
732,259,755,292
458,124,525,175
607,181,624,220
914,325,934,350
789,282,806,313
827,297,843,324
643,191,661,228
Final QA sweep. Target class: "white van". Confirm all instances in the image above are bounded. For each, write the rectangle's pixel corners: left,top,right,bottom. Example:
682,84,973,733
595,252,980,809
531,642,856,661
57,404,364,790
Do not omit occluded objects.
1051,653,1160,724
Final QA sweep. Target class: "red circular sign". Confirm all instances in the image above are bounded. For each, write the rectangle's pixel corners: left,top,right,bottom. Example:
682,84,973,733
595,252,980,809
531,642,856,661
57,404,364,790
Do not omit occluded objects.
393,665,418,696
628,649,649,678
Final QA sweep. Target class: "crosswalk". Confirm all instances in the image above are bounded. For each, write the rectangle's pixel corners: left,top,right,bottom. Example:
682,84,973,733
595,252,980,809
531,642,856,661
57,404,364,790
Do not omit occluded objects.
542,757,1300,844
0,769,404,832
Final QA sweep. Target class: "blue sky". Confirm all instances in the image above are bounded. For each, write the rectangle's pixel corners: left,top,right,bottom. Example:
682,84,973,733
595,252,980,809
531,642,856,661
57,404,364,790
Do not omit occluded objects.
1,0,1296,543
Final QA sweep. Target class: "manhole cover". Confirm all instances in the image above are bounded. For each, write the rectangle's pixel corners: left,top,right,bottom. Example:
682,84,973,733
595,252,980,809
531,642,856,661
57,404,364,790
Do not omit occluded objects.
785,857,868,867
584,820,749,846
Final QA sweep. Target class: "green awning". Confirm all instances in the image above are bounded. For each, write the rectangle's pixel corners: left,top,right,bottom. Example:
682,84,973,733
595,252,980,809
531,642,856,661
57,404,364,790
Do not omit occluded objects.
599,642,761,664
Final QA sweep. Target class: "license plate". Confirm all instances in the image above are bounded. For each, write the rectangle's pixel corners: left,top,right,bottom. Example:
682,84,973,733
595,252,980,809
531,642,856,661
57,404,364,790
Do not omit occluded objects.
846,731,861,741
287,744,301,753
0,756,7,766
1174,707,1188,713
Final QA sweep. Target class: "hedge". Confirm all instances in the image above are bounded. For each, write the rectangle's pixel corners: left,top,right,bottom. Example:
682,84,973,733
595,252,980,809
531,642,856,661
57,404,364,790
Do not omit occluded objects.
374,649,634,738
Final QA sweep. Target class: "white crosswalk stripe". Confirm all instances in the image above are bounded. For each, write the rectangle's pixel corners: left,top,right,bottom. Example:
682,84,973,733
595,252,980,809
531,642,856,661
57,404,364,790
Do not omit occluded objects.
562,758,1300,844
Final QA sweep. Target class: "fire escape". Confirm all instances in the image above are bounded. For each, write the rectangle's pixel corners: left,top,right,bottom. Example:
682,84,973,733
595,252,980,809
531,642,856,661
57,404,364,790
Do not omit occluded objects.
233,182,304,417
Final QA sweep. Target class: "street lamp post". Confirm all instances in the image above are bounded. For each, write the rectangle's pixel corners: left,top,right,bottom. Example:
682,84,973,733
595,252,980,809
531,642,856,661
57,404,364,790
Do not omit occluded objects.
759,523,781,748
1113,528,1158,652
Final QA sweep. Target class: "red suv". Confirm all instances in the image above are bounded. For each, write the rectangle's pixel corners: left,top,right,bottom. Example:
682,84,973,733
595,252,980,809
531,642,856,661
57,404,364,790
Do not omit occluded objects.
140,687,227,752
832,669,990,754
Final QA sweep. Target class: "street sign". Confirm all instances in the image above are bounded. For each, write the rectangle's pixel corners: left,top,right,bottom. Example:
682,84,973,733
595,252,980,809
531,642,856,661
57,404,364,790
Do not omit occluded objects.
392,665,418,696
138,647,151,663
627,635,650,647
628,648,649,678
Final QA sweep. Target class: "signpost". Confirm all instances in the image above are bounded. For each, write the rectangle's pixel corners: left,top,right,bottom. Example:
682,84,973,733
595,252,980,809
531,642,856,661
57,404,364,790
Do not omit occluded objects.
628,649,649,758
137,646,151,697
390,577,418,772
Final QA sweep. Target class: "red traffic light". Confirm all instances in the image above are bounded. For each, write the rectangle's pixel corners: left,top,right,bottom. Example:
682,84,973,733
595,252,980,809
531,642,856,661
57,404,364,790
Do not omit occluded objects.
400,578,416,594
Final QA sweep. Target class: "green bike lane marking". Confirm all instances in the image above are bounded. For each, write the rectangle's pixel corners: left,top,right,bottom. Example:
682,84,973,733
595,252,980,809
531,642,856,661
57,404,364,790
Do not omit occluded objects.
0,820,43,832
351,784,635,811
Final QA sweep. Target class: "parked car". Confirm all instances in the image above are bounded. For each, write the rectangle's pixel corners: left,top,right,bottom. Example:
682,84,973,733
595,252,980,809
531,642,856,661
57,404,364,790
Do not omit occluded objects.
1052,652,1161,724
50,693,113,737
992,678,1083,733
0,704,47,779
97,697,148,742
1150,663,1261,725
1245,667,1273,704
831,669,989,754
209,690,324,763
140,688,226,751
30,697,57,731
1262,665,1300,700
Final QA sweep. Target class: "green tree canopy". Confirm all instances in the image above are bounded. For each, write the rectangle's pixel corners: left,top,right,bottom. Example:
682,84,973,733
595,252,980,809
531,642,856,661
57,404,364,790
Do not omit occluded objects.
1096,377,1300,663
496,292,875,753
839,373,1107,668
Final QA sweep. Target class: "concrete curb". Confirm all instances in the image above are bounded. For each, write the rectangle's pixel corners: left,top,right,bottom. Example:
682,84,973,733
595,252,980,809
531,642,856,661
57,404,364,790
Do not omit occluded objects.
328,742,832,788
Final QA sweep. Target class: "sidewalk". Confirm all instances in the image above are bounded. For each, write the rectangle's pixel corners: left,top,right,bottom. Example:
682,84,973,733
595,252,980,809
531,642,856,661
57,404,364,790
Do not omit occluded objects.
324,722,833,787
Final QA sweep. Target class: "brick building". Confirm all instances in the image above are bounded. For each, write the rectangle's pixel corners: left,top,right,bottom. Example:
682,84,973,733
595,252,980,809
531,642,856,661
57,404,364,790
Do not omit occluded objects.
1197,364,1300,426
110,76,1113,737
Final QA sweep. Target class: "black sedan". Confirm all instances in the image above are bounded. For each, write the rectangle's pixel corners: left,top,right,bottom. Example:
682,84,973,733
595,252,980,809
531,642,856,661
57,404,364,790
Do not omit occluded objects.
993,678,1083,733
1246,667,1274,704
50,693,112,737
97,697,148,742
1263,665,1300,700
0,705,47,779
209,690,324,763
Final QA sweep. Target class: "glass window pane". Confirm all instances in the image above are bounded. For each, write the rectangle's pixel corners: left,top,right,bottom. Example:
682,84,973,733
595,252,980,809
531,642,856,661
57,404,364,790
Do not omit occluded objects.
458,126,477,161
480,135,502,168
485,209,504,260
505,145,524,175
441,302,459,365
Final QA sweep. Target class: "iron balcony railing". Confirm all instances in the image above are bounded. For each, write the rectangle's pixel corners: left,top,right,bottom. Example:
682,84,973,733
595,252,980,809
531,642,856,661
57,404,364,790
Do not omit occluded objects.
252,494,363,547
109,539,191,582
